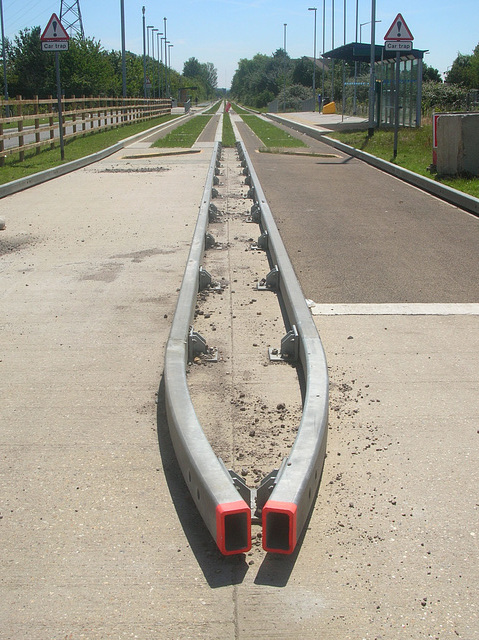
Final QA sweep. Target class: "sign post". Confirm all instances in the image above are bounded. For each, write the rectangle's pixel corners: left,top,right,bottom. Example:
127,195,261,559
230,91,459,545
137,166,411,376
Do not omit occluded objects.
40,14,69,160
384,13,414,158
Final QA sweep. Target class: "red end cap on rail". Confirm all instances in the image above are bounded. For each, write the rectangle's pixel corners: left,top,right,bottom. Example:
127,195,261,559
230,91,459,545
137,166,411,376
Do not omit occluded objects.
216,501,251,555
262,501,297,554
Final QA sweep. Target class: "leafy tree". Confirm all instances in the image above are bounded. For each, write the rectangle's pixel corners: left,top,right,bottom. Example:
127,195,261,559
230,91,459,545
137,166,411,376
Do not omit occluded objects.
422,62,442,83
60,37,119,96
182,57,218,98
445,45,479,88
446,53,472,85
183,57,202,78
7,27,56,98
202,62,218,94
292,56,313,87
231,50,293,106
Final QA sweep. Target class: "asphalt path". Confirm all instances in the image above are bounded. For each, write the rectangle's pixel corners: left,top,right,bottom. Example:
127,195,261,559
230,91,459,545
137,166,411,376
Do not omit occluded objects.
236,119,479,304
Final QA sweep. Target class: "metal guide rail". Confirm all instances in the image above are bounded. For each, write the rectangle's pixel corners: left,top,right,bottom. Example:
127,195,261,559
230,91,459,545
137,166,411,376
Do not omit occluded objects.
164,117,329,555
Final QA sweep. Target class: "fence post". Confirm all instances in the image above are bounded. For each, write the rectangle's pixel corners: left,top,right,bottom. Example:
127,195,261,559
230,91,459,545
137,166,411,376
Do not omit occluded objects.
0,120,4,167
17,96,25,162
72,95,77,135
33,95,40,155
48,96,55,150
81,95,86,134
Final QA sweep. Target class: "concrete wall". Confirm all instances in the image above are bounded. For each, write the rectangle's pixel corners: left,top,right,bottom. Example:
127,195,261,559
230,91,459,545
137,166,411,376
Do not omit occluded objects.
437,113,479,176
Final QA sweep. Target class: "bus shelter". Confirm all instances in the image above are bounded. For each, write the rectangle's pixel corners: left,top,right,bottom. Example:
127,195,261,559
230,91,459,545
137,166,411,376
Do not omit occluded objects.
322,42,427,127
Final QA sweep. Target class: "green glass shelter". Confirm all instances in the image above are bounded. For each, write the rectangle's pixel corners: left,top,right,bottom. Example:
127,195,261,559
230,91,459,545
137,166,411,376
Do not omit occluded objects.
322,42,427,127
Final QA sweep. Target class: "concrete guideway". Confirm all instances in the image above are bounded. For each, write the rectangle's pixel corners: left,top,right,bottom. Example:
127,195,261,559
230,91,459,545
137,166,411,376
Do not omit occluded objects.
1,107,478,638
164,112,328,555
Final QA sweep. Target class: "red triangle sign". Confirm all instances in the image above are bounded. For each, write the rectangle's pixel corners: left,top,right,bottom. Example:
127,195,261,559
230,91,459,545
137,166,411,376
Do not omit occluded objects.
384,13,413,41
41,13,69,41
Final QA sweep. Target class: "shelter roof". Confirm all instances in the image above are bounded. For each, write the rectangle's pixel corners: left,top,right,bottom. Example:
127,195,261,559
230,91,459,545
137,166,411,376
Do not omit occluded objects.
322,42,427,63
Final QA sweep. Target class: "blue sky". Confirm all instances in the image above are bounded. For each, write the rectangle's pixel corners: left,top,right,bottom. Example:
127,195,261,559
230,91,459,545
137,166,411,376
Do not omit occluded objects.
4,0,478,88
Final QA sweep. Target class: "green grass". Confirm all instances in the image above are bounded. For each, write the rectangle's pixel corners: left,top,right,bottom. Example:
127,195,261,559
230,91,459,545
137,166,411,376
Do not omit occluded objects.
222,112,236,147
0,114,180,185
231,103,250,115
152,115,212,148
328,126,479,199
203,101,222,114
240,114,307,149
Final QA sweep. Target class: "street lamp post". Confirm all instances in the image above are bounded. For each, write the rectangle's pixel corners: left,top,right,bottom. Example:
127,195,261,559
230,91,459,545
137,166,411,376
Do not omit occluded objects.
331,0,335,101
168,44,173,97
161,36,165,98
120,0,127,97
308,7,317,111
142,7,147,98
0,0,10,112
322,0,325,103
342,0,347,120
360,19,381,42
283,23,287,112
146,25,154,97
163,18,168,97
156,32,163,98
368,0,377,136
151,28,158,96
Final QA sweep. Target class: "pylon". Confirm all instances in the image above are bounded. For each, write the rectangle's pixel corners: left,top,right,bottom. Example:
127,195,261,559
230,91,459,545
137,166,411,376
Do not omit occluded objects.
59,0,85,39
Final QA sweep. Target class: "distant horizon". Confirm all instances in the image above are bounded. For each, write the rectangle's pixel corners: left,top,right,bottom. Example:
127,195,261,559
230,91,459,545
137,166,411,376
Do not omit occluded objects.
3,0,477,88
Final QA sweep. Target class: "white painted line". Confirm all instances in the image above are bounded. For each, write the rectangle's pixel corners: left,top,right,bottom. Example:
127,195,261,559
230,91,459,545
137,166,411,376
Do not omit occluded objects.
309,303,479,316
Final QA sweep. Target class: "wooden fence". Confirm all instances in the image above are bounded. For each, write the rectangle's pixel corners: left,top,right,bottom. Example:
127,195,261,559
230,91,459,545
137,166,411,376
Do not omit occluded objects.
0,96,172,165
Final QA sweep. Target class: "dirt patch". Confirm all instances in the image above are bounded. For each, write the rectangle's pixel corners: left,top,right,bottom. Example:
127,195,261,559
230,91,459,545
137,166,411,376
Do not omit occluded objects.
0,234,39,257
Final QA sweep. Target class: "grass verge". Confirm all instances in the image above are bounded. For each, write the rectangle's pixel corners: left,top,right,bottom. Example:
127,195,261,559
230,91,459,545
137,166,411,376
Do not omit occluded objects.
328,127,479,199
0,114,179,185
222,112,236,147
203,102,222,114
231,103,250,115
240,114,307,149
152,115,212,148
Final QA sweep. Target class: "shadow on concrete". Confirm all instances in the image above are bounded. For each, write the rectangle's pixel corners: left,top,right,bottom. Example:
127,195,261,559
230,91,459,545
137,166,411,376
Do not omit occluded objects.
156,374,249,588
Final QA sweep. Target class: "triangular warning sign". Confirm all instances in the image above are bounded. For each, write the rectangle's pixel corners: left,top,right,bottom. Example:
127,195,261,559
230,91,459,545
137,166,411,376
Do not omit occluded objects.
41,13,69,41
384,13,413,41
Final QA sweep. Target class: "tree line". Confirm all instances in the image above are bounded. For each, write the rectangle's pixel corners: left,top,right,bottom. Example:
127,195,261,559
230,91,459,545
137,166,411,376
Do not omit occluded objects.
231,43,479,112
2,27,219,101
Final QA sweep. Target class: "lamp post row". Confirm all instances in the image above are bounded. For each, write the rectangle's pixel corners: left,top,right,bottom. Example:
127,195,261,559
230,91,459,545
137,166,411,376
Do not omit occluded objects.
142,6,172,99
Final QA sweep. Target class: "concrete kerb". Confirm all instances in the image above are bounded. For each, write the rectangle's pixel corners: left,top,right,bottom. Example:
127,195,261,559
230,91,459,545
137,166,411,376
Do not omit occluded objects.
266,113,479,217
0,113,190,200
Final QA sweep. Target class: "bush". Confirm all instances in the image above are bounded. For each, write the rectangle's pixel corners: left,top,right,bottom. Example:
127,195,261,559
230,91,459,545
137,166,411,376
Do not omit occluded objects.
422,81,470,113
276,84,312,111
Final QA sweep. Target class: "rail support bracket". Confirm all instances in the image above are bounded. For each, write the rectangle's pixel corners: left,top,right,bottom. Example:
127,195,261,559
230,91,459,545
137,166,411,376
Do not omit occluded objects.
250,203,261,224
227,469,253,508
257,230,268,250
255,461,287,518
198,267,212,291
257,265,279,291
188,327,218,363
209,203,220,221
269,325,299,362
205,232,216,249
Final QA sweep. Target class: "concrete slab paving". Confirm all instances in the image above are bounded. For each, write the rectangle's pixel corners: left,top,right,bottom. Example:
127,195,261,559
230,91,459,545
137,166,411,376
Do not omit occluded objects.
1,116,478,640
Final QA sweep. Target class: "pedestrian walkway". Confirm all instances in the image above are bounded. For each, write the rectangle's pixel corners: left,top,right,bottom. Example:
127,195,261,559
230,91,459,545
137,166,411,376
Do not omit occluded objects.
270,110,367,132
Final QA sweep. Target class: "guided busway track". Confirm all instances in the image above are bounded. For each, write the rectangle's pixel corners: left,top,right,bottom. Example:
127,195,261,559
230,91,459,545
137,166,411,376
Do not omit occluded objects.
164,114,329,554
